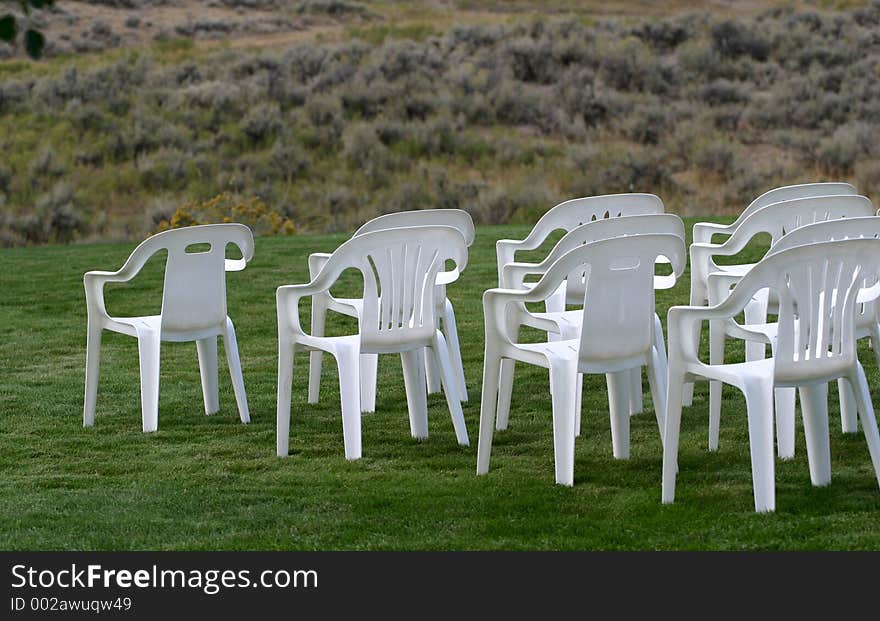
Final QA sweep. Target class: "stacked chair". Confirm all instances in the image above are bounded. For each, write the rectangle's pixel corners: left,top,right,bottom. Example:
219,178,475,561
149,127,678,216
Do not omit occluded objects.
276,217,471,460
306,209,474,413
668,185,880,512
663,238,880,512
494,194,666,429
478,229,685,485
694,194,874,457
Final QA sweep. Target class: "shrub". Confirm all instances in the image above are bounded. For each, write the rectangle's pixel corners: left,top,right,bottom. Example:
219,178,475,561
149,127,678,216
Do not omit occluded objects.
700,79,749,106
368,40,444,82
633,19,690,51
854,158,880,196
28,146,66,182
138,148,190,191
0,164,12,194
240,103,283,144
693,140,736,177
269,139,311,181
342,123,397,185
599,38,653,92
17,182,89,244
303,94,344,149
154,193,296,236
295,1,373,18
505,36,562,84
817,122,874,174
711,20,770,61
339,77,394,119
473,181,555,225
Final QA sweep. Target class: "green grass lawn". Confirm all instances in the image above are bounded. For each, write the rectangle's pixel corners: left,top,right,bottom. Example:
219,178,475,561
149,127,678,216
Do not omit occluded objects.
2,219,880,550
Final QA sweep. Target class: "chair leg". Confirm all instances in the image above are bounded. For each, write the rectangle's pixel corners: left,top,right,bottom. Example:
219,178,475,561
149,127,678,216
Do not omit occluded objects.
276,340,295,457
837,377,858,434
307,294,327,404
647,350,666,442
575,373,583,438
401,349,429,440
629,367,643,416
799,383,831,486
851,364,880,490
443,298,468,402
477,351,501,476
775,387,796,460
682,382,695,408
359,353,378,414
136,328,161,433
424,346,442,395
495,359,515,431
661,368,686,504
606,370,631,459
223,319,250,424
337,350,362,460
744,378,776,513
196,336,220,415
872,324,880,370
432,332,469,446
83,322,102,427
652,313,668,404
708,318,724,452
682,286,703,408
743,301,766,362
549,360,578,486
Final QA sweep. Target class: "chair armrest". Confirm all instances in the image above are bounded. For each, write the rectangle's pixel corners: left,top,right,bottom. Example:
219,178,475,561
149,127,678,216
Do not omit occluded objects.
693,221,735,245
501,261,543,290
707,272,745,306
483,285,568,345
225,258,247,272
435,268,460,286
83,269,141,319
496,237,545,286
308,252,332,279
276,283,330,336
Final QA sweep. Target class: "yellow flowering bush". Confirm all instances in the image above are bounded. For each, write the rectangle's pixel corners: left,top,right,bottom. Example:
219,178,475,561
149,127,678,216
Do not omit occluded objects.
154,193,296,236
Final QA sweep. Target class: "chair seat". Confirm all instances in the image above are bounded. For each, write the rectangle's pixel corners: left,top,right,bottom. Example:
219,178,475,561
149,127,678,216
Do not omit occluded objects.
713,263,756,277
327,297,363,317
104,314,162,337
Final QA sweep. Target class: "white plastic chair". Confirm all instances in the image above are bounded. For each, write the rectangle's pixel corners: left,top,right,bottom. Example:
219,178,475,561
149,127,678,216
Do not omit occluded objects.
276,225,470,460
691,182,856,245
663,239,880,512
477,234,685,486
495,214,686,434
708,216,880,457
495,193,665,419
684,182,857,406
699,195,875,456
307,209,474,413
83,224,254,432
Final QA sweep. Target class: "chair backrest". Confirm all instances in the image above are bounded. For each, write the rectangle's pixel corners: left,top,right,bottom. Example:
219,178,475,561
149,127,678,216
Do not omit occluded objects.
552,214,685,302
731,239,880,384
730,182,857,229
767,216,880,256
729,195,875,249
767,216,880,326
520,193,664,248
354,209,475,246
126,224,254,336
330,225,468,351
536,234,685,367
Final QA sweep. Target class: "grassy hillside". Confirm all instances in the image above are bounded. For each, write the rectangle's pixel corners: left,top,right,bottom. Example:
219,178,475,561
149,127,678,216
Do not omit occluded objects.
2,1,880,246
2,221,880,550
